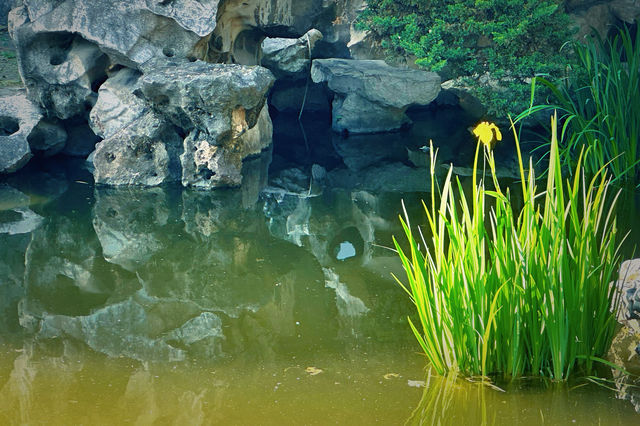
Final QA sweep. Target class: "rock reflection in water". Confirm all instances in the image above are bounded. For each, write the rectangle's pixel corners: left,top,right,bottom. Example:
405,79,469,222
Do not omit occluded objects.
2,173,640,422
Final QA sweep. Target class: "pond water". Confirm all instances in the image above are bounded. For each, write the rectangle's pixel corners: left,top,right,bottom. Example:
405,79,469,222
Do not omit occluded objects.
1,109,639,424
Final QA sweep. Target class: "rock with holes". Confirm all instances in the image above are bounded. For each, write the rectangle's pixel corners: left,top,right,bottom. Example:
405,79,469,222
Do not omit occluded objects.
205,0,350,65
7,0,221,121
0,91,41,173
9,0,219,68
138,59,274,188
261,29,323,79
311,59,441,133
93,111,183,186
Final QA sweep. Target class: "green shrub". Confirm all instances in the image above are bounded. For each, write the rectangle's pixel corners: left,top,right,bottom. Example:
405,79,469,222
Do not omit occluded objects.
357,0,575,117
515,23,640,183
393,116,623,380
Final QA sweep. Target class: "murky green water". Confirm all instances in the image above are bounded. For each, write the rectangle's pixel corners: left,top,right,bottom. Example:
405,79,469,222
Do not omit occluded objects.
1,110,640,424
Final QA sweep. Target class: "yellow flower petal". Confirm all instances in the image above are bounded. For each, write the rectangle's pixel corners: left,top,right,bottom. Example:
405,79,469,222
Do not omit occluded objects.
472,121,501,148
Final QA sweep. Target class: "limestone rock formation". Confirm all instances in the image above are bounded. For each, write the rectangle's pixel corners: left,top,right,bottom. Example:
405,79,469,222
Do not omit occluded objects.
9,0,218,69
261,29,323,79
88,59,274,187
0,91,39,173
139,59,274,188
311,59,441,133
260,29,331,114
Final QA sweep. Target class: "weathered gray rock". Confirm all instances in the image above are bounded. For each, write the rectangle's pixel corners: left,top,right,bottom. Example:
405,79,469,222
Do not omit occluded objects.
261,29,322,79
9,0,218,68
7,0,221,122
207,0,350,65
93,112,182,186
139,59,274,188
89,68,147,140
89,67,177,185
0,91,39,173
311,59,441,133
567,0,640,39
9,7,109,119
616,258,640,321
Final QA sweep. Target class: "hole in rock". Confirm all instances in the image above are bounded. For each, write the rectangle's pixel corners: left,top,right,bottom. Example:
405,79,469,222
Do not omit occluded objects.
0,116,20,136
91,73,109,93
162,47,175,58
50,54,66,66
199,169,215,180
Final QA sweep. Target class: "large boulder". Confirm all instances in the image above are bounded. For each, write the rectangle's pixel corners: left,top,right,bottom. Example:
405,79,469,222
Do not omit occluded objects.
7,0,220,121
139,59,274,188
89,59,275,188
9,0,218,68
311,59,441,133
89,67,179,186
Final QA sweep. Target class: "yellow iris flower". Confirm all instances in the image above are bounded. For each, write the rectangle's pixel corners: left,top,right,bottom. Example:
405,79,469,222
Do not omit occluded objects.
473,121,502,149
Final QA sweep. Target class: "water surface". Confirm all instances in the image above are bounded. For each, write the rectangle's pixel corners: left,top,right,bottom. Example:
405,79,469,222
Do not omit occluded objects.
1,109,639,424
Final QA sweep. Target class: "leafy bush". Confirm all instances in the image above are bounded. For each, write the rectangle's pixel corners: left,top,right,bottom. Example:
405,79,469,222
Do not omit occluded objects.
515,23,640,183
357,0,575,116
393,116,623,379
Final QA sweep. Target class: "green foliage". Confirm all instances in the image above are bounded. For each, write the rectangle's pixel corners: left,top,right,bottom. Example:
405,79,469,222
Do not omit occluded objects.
393,116,623,380
0,51,16,60
357,0,575,116
515,23,640,183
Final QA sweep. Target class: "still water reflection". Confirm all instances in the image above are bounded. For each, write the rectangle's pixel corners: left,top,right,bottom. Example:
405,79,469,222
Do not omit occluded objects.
0,162,639,424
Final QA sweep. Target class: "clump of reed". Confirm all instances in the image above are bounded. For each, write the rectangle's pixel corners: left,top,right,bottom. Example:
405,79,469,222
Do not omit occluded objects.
393,115,624,380
516,22,640,183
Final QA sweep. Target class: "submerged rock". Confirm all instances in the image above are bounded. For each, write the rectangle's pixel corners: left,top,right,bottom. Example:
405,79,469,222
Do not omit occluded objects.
311,59,441,133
